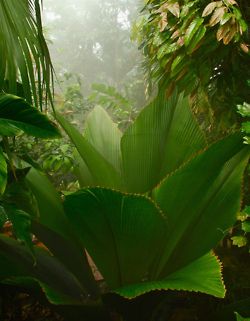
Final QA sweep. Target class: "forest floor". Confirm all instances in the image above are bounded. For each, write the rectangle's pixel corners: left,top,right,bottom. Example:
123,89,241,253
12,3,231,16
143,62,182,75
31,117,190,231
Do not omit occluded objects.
0,246,250,321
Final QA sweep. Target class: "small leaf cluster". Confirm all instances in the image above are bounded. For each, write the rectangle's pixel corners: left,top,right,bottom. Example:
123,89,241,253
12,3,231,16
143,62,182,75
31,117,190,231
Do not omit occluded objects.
88,83,139,130
231,206,250,251
136,0,250,104
237,101,250,144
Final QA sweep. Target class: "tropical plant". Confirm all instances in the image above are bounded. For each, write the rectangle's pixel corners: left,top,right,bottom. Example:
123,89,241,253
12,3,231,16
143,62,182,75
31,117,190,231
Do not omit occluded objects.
0,91,247,321
0,87,249,321
230,205,250,250
135,0,250,135
0,93,61,236
0,0,53,110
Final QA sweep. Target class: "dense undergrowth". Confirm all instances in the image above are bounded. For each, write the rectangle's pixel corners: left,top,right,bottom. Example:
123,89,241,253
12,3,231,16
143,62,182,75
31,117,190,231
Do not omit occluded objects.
0,1,250,321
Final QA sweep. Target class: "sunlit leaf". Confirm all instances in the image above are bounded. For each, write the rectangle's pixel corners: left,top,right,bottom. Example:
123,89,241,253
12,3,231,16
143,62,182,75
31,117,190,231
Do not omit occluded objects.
202,2,218,17
184,18,204,46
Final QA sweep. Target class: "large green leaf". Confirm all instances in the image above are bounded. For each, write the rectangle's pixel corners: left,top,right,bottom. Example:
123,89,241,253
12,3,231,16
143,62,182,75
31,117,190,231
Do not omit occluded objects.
84,106,122,175
0,1,53,109
64,188,225,299
153,133,250,278
0,94,61,138
73,151,96,187
0,149,7,194
75,106,122,188
64,188,167,289
25,168,68,236
56,112,122,189
115,252,225,299
25,168,98,297
0,235,87,305
121,90,206,193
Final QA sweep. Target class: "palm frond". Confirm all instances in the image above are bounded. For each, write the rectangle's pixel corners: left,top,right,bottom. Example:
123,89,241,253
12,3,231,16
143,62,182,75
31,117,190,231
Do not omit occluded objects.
0,0,54,110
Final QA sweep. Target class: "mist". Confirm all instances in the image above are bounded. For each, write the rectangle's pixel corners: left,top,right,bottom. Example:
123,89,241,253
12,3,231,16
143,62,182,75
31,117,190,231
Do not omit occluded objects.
42,0,145,106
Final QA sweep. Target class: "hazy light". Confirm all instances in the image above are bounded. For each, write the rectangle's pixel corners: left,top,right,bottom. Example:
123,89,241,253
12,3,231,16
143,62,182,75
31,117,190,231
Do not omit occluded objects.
117,9,130,30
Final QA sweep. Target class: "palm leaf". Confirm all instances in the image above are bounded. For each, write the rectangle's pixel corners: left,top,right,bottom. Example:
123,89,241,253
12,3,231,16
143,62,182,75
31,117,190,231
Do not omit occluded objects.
56,112,122,189
121,90,206,193
64,188,167,289
63,91,205,193
153,133,250,278
115,252,225,299
84,106,122,174
0,0,53,110
64,188,225,299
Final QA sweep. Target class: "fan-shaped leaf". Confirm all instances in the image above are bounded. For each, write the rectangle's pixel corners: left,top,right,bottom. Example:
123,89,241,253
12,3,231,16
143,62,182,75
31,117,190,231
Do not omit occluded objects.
83,106,122,176
64,188,167,289
56,112,122,189
153,133,250,278
115,252,225,299
121,90,206,193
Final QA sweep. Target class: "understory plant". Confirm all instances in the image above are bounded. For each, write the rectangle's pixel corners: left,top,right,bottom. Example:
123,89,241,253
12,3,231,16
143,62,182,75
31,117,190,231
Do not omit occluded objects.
0,90,249,321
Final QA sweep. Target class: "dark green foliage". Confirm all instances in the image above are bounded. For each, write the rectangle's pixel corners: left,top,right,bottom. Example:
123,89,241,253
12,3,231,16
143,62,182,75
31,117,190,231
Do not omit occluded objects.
0,0,54,110
136,0,250,134
0,94,61,138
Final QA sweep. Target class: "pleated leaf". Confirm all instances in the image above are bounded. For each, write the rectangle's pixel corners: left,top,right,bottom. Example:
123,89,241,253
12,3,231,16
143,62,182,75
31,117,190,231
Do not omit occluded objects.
84,106,122,174
0,235,87,305
64,188,226,299
25,168,98,297
64,188,167,289
73,152,96,187
0,94,61,138
115,252,225,299
153,133,250,278
0,0,53,110
121,90,206,193
56,112,122,189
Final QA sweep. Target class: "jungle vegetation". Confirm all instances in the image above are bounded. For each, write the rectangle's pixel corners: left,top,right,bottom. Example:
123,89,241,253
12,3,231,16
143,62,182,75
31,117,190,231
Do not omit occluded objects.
0,1,250,321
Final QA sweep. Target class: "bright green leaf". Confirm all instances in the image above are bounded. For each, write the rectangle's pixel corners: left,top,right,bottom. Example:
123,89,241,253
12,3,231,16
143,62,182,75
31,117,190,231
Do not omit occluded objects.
153,133,250,278
184,18,204,46
242,221,250,233
121,90,206,193
55,112,122,189
115,252,225,299
231,236,248,247
84,106,122,175
64,188,167,289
